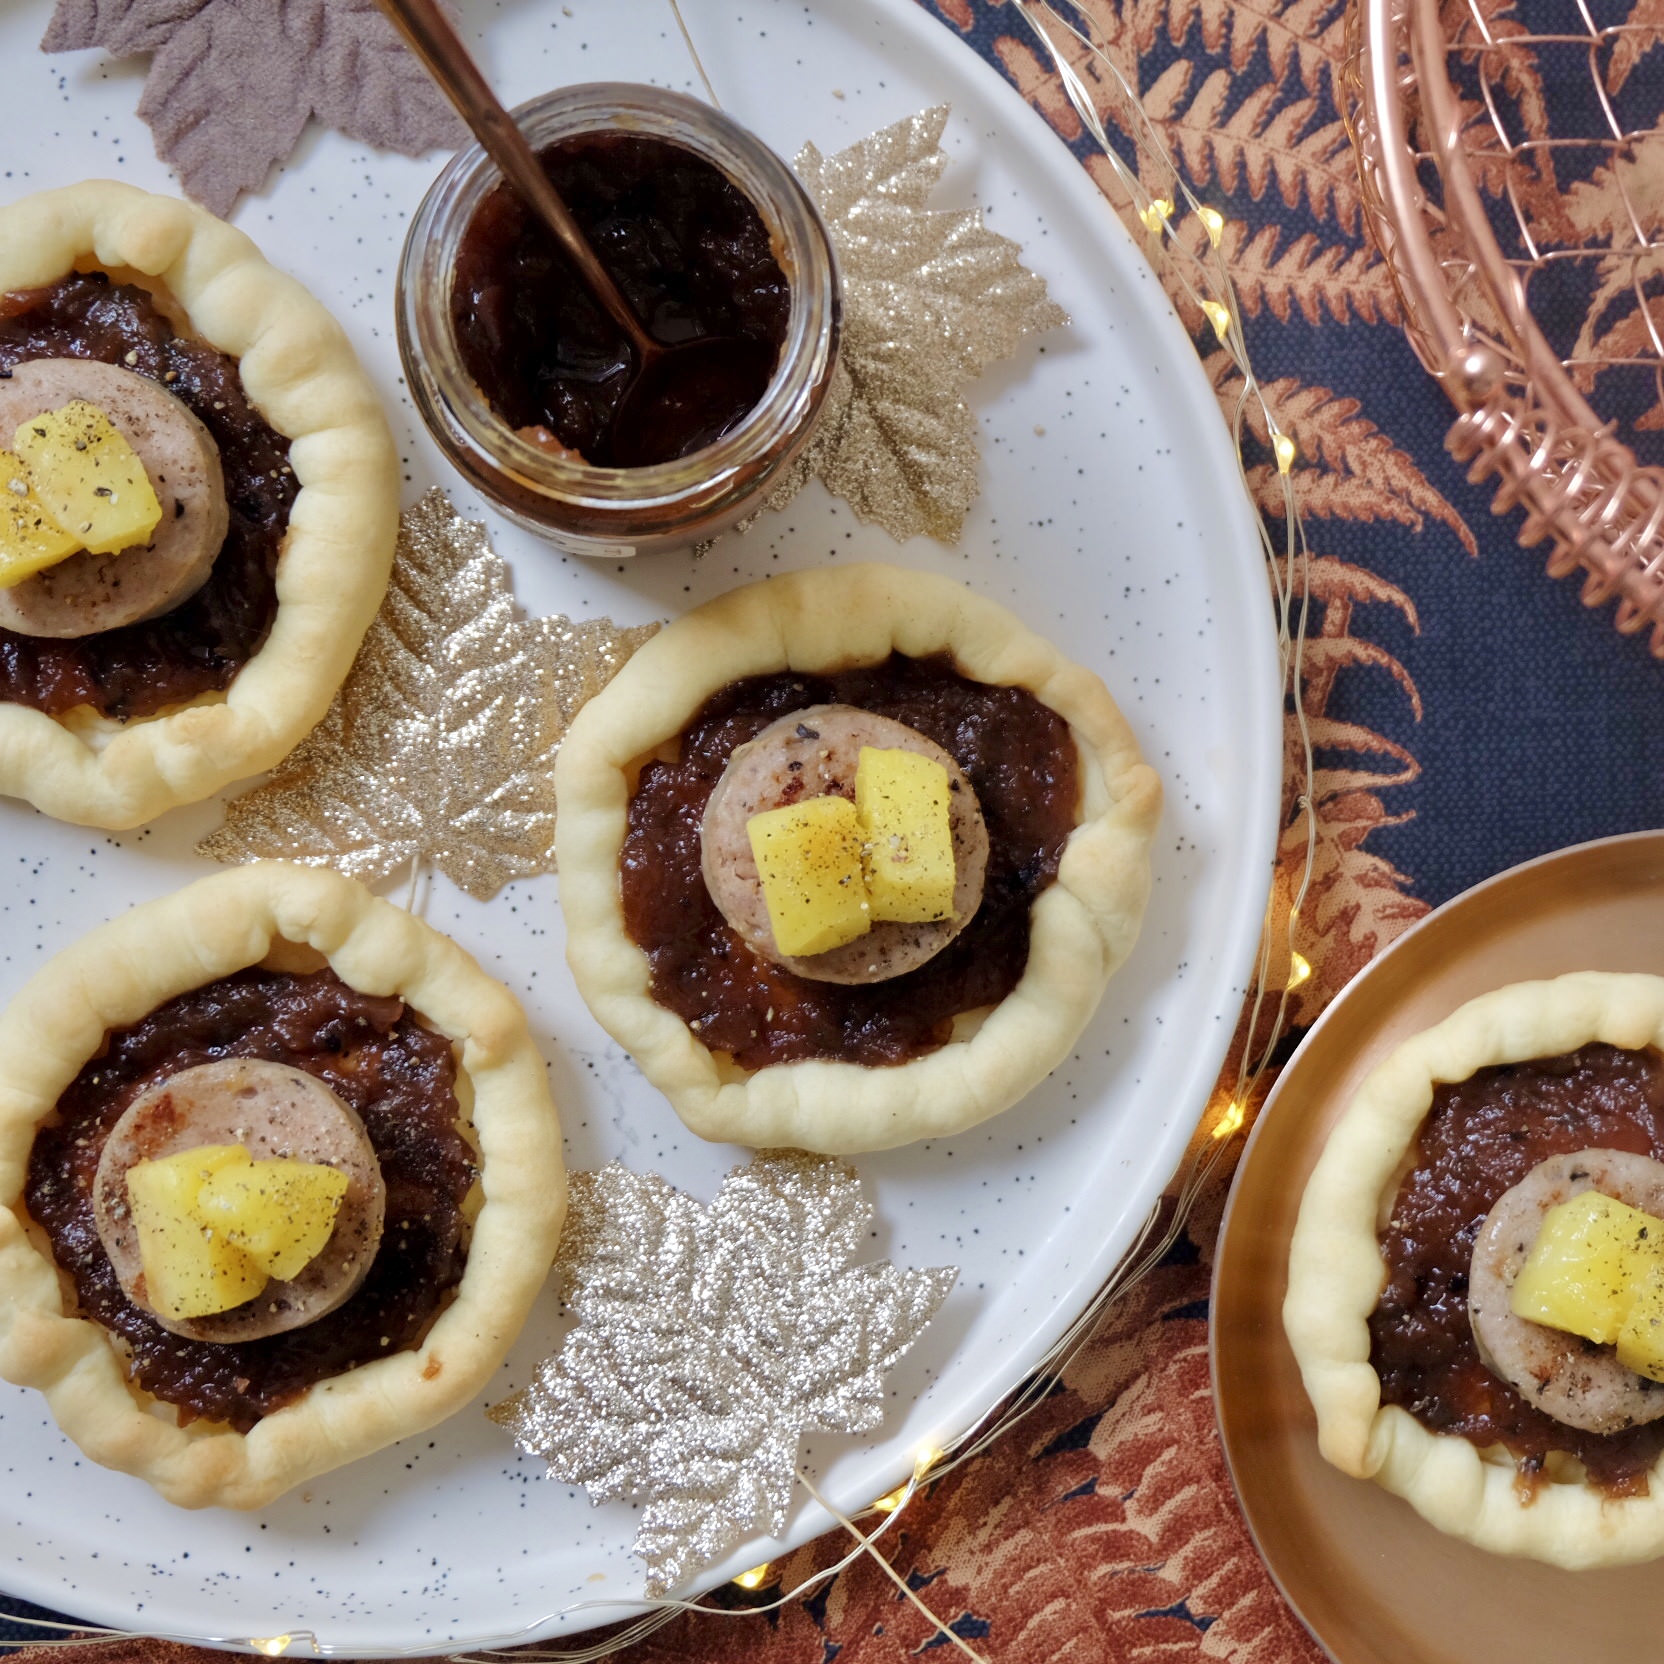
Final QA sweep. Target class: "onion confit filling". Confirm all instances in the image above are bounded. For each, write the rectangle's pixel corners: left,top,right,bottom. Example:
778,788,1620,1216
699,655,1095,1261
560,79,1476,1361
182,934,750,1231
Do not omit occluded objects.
621,653,1081,1069
451,131,791,468
0,273,296,721
24,967,475,1433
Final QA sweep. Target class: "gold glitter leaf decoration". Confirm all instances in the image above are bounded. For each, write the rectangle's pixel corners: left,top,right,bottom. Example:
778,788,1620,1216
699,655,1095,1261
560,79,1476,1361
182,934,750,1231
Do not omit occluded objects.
771,105,1068,542
490,1152,957,1598
199,489,657,900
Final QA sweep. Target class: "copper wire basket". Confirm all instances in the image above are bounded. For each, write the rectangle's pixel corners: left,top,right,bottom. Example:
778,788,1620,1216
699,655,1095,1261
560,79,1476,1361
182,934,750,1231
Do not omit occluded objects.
1346,0,1664,650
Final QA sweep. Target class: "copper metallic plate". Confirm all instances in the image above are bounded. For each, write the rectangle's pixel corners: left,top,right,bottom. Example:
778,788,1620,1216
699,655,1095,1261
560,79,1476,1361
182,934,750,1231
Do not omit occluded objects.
1213,829,1664,1664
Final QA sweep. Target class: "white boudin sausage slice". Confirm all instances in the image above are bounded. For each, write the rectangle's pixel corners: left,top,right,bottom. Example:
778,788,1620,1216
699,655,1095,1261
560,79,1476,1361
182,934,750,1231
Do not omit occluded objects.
1469,1148,1664,1434
0,358,228,639
701,703,990,985
92,1059,386,1344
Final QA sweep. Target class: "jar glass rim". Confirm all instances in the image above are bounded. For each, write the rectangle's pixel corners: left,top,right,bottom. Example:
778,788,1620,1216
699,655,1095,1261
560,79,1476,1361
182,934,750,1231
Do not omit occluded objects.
398,81,838,512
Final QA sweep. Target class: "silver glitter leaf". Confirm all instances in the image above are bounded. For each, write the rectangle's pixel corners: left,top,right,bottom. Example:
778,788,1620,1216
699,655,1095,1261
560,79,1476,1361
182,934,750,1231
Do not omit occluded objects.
199,489,657,900
769,105,1068,543
490,1152,957,1597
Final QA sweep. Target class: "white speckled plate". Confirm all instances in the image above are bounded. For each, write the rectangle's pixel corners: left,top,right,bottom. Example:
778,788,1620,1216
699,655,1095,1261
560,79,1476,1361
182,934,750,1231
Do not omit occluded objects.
0,0,1278,1653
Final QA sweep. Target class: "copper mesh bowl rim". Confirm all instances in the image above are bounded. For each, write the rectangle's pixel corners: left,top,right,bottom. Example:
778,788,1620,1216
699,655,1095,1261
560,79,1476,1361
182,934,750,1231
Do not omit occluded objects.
1348,0,1664,648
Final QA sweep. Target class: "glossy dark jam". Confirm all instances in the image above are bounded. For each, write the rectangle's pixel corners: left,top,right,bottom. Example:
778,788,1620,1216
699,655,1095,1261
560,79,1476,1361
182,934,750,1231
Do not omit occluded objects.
0,274,296,721
622,655,1080,1069
1371,1042,1664,1496
450,132,789,467
25,968,475,1433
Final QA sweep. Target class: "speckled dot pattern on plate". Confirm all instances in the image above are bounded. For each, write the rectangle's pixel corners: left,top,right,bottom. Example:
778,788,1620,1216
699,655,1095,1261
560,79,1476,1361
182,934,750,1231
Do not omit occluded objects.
0,0,1276,1651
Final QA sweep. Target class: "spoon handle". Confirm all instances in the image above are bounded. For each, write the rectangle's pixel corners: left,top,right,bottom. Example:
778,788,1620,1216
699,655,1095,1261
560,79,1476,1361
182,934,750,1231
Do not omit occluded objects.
374,0,655,358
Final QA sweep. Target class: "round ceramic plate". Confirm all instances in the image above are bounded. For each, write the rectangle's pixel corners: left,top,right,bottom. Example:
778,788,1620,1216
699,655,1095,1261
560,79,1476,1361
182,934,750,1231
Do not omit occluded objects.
1213,829,1664,1664
0,0,1278,1653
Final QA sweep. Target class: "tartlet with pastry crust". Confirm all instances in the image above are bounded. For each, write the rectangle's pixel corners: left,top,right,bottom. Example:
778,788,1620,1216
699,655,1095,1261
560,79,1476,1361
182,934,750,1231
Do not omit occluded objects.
0,179,396,829
0,861,565,1511
554,563,1162,1156
1286,972,1664,1567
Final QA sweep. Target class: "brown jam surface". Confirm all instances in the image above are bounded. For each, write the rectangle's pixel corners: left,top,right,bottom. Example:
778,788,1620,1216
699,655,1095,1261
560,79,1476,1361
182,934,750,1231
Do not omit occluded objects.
1371,1042,1664,1496
24,968,475,1433
451,132,790,468
0,273,296,721
622,654,1080,1070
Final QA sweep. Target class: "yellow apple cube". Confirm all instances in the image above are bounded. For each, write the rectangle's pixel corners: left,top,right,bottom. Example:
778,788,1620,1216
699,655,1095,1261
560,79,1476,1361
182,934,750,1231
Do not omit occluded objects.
11,401,161,557
749,794,871,957
1618,1260,1664,1383
855,747,957,924
126,1144,266,1322
1510,1191,1662,1345
0,449,79,587
194,1158,350,1281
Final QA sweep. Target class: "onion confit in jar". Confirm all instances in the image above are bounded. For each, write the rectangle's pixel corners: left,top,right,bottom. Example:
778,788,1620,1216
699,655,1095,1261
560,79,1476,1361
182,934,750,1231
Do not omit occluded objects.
396,83,840,558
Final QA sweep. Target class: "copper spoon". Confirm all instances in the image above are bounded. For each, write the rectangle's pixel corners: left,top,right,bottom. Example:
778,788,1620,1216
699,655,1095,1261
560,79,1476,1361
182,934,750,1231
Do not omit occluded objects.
375,0,773,466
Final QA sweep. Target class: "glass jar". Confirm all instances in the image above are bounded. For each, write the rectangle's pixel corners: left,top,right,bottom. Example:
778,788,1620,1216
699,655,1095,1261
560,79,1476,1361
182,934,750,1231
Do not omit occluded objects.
397,82,841,558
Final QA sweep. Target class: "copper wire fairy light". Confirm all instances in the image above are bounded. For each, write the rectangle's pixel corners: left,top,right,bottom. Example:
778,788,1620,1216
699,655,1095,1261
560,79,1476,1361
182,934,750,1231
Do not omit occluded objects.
1348,0,1664,649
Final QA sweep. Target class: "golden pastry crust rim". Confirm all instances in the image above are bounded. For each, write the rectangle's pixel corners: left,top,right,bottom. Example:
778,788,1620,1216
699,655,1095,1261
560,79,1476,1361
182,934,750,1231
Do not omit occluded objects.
553,562,1163,1155
1283,971,1664,1567
0,180,397,829
0,861,566,1510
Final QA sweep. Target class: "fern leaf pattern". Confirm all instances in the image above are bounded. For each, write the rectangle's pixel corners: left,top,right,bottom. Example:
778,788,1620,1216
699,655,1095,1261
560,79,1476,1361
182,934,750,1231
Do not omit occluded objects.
1165,0,1349,96
1606,0,1664,92
1221,222,1399,327
1165,72,1361,230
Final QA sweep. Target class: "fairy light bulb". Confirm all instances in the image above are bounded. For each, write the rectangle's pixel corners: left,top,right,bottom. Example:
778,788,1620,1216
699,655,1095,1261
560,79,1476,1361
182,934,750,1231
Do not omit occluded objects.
1273,432,1297,473
1139,197,1174,236
1286,952,1312,990
733,1563,773,1590
249,1639,293,1658
869,1443,945,1515
1212,1100,1246,1140
1197,205,1225,246
1202,300,1232,343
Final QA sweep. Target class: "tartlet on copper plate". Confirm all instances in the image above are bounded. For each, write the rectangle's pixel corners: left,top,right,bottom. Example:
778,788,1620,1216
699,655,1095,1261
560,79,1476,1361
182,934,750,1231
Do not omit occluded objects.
1286,971,1664,1567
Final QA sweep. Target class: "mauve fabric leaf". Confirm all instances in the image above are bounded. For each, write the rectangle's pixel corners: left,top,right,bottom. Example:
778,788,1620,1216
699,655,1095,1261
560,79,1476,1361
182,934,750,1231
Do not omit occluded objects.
41,0,464,216
41,0,202,57
135,0,309,218
307,0,467,157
